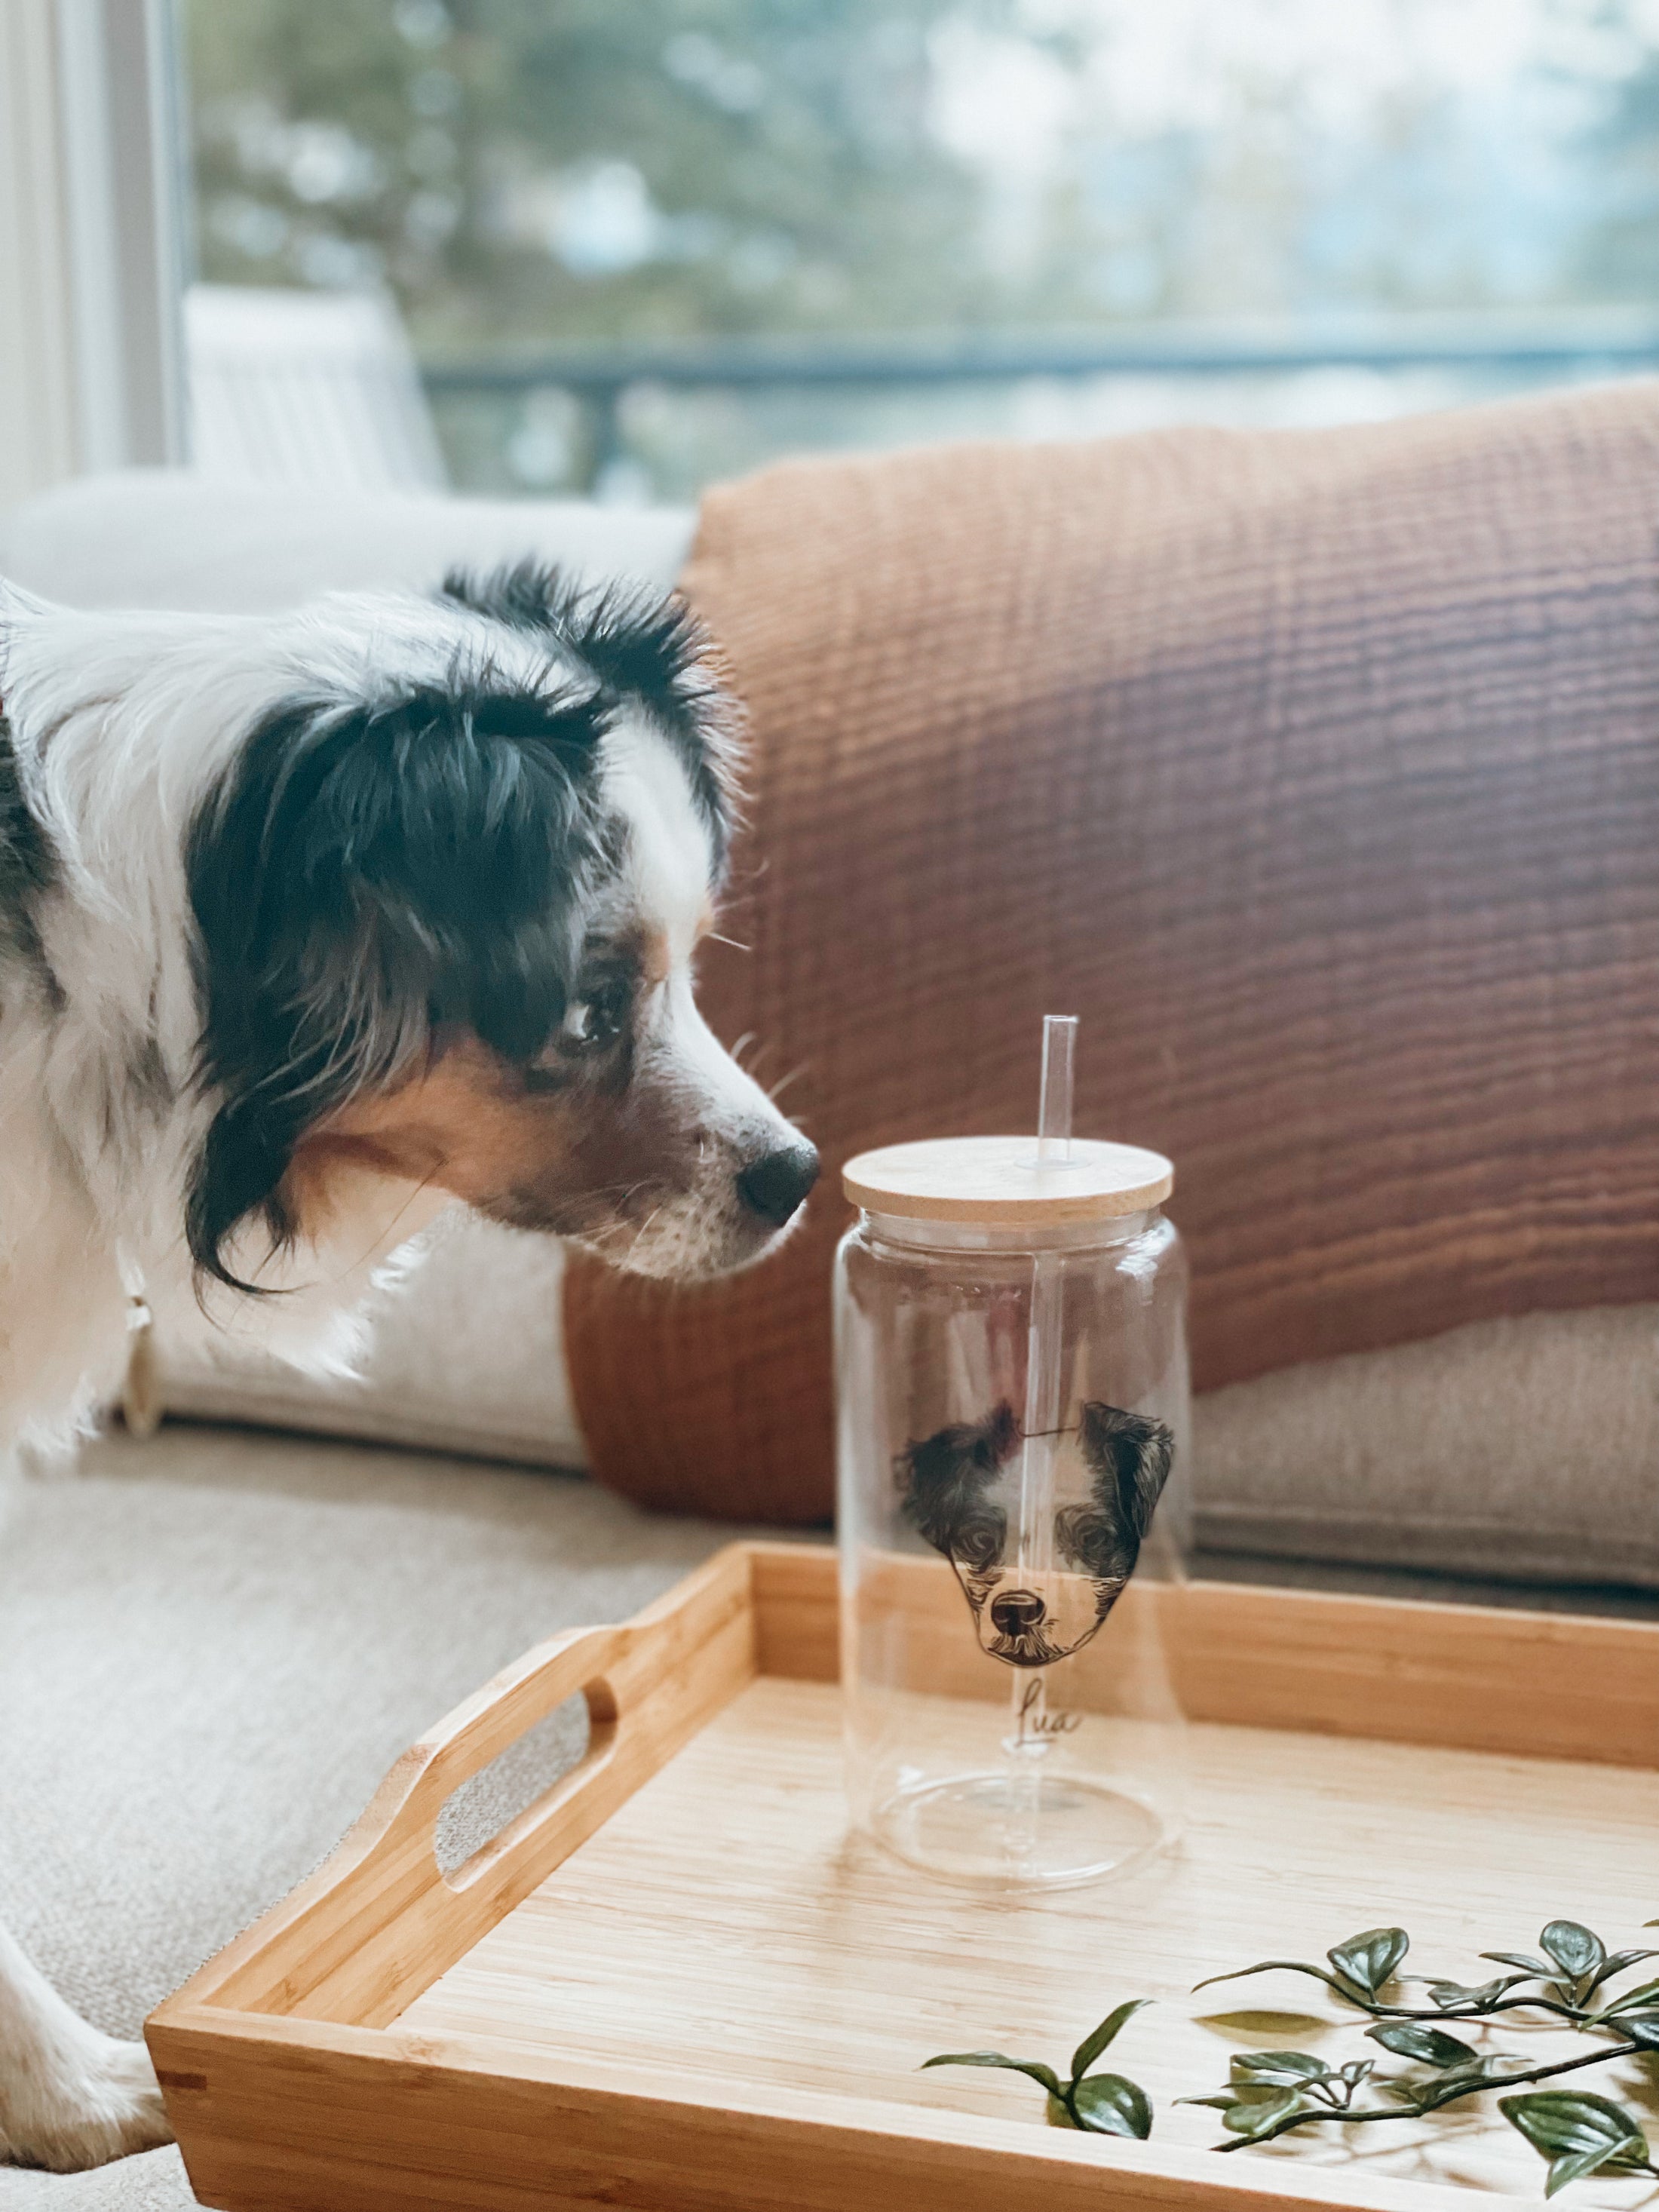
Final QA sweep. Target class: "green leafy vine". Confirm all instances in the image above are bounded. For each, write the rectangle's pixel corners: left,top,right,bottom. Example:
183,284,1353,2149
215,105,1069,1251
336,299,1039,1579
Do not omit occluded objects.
925,1916,1659,2198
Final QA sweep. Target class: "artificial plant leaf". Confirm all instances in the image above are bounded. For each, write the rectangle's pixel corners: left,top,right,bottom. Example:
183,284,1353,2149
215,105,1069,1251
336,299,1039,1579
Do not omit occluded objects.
1588,1948,1658,1991
1501,2091,1647,2169
1464,2055,1526,2085
1424,1974,1526,2011
1328,1928,1409,1996
1193,1960,1363,2003
1599,1975,1659,2016
1367,2022,1479,2069
1339,2059,1376,2088
1071,2072,1153,2138
1230,2051,1331,2087
1415,2056,1524,2108
1619,2014,1659,2049
921,2052,1063,2098
1222,2080,1314,2108
1379,2078,1437,2106
1541,1922,1606,1983
1070,1999,1151,2084
1178,2094,1245,2112
1222,2088,1307,2139
1481,1952,1557,1978
1543,2147,1635,2200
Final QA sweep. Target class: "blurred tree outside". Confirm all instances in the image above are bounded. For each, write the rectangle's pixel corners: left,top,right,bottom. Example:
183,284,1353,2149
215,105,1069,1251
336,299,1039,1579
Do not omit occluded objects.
188,0,1008,351
183,0,1659,495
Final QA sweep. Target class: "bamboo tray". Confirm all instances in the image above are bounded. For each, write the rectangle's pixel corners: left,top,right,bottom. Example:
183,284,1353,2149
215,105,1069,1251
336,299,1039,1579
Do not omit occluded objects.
148,1542,1659,2212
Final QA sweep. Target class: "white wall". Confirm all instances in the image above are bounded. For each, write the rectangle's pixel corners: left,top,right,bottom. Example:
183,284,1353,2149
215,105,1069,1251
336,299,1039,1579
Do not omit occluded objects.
0,0,186,512
0,0,81,507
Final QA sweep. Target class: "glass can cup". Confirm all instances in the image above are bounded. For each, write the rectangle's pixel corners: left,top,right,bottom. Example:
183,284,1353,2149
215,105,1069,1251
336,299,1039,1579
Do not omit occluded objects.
835,1135,1190,1888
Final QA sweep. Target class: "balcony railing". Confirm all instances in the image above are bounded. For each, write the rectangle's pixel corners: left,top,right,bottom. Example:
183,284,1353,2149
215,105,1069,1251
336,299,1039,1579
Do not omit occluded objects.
420,311,1659,494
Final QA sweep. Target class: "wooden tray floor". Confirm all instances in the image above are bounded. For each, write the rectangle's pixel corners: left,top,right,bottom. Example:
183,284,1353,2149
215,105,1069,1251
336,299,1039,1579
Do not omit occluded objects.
399,1674,1659,2206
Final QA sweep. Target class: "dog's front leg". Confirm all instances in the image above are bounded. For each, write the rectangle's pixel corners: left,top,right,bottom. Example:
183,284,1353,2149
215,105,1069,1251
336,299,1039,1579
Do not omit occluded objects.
0,1918,170,2171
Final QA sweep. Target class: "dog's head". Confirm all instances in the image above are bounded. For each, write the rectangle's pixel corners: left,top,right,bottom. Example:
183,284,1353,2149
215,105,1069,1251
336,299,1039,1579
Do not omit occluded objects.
897,1399,1173,1665
0,560,817,1293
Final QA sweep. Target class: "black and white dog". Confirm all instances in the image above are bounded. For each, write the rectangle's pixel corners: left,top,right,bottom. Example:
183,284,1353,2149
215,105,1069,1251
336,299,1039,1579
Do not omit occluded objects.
0,558,817,2170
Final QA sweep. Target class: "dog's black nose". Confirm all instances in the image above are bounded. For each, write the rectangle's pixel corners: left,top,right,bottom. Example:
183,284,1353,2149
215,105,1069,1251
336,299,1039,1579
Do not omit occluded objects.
990,1588,1047,1635
737,1142,820,1227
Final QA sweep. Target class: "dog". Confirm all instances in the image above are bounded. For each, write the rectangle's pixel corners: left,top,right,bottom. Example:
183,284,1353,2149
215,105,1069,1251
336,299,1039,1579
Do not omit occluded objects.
897,1398,1173,1665
0,557,817,2170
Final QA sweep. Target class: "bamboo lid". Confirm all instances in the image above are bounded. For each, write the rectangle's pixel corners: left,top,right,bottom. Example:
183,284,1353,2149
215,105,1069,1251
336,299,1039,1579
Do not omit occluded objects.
842,1134,1173,1226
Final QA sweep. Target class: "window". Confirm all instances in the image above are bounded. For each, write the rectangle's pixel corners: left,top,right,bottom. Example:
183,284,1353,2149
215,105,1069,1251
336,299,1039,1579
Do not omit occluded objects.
182,0,1659,501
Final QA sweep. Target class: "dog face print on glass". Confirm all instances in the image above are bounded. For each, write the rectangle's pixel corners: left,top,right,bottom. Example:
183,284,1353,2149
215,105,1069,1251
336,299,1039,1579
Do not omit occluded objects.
896,1399,1174,1667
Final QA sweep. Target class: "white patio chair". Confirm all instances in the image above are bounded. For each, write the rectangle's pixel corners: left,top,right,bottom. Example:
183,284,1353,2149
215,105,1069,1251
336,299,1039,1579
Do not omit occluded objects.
185,283,448,493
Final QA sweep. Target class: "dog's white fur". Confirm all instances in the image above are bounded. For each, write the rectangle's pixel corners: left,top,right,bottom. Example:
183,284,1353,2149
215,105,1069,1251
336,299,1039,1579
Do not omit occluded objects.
0,577,804,2169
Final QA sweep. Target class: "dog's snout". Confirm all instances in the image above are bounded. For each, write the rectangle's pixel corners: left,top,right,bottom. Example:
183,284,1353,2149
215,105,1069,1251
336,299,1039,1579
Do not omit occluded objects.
736,1141,820,1227
989,1588,1047,1635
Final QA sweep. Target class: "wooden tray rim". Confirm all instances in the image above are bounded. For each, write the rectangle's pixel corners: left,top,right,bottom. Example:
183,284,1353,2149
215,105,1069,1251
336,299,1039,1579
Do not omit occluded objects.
148,1542,1659,2212
149,2004,1546,2212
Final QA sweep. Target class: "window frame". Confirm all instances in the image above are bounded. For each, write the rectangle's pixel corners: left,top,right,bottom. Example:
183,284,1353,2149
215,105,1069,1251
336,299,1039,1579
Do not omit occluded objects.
0,0,188,508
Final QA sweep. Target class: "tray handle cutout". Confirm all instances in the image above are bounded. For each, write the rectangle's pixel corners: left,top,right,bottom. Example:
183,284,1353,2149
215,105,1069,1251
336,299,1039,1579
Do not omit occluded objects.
373,1548,752,1896
434,1677,617,1890
174,1545,757,2024
392,1623,631,1880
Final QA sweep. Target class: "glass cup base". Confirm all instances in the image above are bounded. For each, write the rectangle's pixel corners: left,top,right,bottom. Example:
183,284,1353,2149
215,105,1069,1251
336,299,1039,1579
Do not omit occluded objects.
872,1768,1170,1889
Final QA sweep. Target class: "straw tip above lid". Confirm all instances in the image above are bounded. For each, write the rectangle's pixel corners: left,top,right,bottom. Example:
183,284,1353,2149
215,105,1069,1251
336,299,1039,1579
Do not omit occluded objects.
841,1134,1173,1225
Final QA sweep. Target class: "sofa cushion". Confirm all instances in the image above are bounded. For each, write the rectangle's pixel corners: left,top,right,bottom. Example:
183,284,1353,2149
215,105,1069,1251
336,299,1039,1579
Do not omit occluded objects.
152,1209,586,1470
151,1301,1659,1591
1194,1304,1659,1588
565,382,1659,1522
0,469,694,615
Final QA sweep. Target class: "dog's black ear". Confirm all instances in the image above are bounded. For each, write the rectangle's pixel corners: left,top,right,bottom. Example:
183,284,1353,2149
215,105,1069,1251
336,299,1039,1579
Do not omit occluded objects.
441,558,734,854
441,558,698,716
440,558,579,637
1059,1403,1175,1584
0,719,55,972
896,1400,1019,1570
185,680,613,1290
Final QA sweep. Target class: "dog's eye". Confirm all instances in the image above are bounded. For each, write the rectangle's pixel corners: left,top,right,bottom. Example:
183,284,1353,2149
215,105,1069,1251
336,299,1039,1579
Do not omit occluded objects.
562,975,630,1050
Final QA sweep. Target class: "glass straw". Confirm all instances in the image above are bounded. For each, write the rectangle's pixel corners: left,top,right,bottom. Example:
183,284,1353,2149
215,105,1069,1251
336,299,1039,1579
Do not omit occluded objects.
1035,1012,1075,1170
1002,1014,1078,1861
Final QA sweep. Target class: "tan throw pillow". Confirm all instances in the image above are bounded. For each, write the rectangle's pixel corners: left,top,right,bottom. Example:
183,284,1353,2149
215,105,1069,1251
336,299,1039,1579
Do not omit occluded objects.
566,383,1659,1522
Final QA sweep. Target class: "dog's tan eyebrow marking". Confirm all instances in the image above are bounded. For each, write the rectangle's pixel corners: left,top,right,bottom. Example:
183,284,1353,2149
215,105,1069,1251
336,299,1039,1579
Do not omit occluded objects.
589,923,669,986
638,926,672,985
